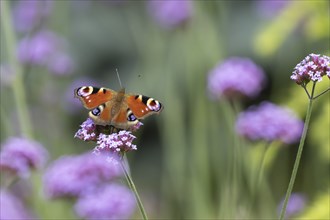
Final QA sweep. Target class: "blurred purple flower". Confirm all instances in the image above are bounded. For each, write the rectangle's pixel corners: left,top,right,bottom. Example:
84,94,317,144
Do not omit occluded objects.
256,0,289,18
65,78,100,112
278,193,306,218
236,102,303,144
47,52,75,76
74,183,136,220
12,0,53,33
43,152,122,199
0,137,48,178
17,30,74,75
95,130,138,153
291,53,330,85
0,189,34,220
148,0,193,29
207,57,266,99
17,30,62,65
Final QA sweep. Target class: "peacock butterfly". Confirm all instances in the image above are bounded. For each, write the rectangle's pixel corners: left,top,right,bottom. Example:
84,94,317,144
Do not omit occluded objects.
74,86,163,130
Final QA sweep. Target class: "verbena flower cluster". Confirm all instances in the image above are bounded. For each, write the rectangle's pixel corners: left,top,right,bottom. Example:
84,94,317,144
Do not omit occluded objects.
148,0,193,29
43,153,122,198
13,0,53,33
95,131,137,153
291,53,330,85
278,193,306,218
75,118,142,153
43,152,136,219
74,118,97,141
74,183,136,220
0,137,48,178
11,1,74,76
236,102,303,144
0,189,34,219
208,57,266,99
17,30,74,75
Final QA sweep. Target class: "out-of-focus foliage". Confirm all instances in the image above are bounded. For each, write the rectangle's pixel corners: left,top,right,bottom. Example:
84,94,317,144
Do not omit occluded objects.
1,0,329,219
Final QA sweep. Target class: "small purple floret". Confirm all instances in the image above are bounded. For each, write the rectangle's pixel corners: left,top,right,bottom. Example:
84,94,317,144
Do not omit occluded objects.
74,118,97,141
278,193,306,218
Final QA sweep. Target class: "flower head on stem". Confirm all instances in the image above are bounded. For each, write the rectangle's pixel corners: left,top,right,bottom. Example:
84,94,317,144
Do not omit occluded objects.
207,57,266,100
74,118,148,219
279,53,329,220
0,137,48,179
236,102,303,144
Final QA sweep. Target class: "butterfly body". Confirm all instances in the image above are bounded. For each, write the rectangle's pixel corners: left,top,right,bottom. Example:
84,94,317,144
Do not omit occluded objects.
74,86,163,130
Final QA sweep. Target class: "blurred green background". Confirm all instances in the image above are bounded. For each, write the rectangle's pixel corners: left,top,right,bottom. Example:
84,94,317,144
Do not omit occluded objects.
1,0,329,219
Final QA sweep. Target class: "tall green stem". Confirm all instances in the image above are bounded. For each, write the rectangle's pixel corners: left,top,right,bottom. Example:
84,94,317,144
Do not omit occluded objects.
120,155,148,220
1,1,33,138
279,83,316,219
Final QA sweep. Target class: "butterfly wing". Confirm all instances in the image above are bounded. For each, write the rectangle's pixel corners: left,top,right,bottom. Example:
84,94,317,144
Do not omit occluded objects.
75,86,163,130
74,86,115,110
126,94,163,119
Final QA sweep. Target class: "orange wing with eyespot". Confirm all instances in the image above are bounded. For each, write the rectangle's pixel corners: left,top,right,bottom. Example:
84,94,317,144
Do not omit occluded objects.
74,86,115,110
126,94,163,119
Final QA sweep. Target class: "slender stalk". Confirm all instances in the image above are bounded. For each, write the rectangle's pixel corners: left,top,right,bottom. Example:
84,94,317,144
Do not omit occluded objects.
120,155,148,220
1,1,33,138
313,87,330,100
279,82,316,219
248,142,271,216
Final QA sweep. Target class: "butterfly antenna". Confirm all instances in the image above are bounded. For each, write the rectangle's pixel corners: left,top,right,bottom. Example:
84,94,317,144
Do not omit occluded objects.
116,68,123,88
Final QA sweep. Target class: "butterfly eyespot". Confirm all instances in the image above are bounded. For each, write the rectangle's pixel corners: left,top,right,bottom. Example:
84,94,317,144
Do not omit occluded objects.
147,99,162,112
127,109,137,122
91,104,105,116
91,107,101,116
77,86,94,97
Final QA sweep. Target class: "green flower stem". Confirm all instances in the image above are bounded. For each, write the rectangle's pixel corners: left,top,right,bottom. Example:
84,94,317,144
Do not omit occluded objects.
248,142,271,216
279,82,316,220
121,155,148,220
313,87,330,100
1,1,33,138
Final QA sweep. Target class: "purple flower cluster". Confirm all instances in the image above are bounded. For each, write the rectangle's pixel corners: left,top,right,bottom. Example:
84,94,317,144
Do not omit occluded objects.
95,131,137,153
17,30,74,75
0,137,48,178
0,189,34,220
256,0,289,18
12,0,53,33
74,183,136,220
236,102,303,144
148,0,193,29
43,152,122,198
278,193,306,218
75,118,142,153
43,152,136,219
74,118,98,141
291,53,330,85
208,57,266,99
